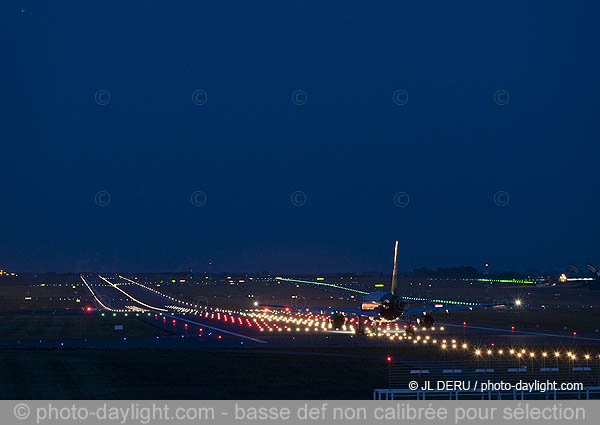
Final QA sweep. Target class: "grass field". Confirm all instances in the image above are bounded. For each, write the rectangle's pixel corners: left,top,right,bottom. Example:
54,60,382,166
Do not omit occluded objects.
0,314,168,341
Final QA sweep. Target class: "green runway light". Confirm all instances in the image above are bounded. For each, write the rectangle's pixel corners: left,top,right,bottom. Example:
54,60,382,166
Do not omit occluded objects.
277,278,369,295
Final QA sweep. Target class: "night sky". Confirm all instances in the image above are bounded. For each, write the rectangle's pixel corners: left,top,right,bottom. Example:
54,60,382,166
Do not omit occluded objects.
2,2,599,273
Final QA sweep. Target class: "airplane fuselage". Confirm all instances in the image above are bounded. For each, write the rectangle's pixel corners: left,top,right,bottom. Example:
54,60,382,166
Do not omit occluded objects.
361,291,405,322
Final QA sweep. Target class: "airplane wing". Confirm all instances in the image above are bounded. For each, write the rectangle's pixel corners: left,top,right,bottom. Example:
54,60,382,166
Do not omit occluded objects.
259,304,378,317
402,302,502,316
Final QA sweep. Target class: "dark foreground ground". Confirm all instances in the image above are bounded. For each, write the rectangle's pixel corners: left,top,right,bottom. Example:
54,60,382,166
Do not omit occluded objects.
0,348,385,399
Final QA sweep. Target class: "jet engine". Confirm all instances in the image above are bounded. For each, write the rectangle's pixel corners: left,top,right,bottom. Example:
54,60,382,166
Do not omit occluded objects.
332,313,346,330
417,313,435,328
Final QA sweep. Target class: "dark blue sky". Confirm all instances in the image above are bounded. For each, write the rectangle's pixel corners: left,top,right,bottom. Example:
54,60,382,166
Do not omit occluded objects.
2,2,599,273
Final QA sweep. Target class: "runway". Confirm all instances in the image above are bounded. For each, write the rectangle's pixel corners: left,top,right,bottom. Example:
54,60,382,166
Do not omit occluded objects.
74,274,600,359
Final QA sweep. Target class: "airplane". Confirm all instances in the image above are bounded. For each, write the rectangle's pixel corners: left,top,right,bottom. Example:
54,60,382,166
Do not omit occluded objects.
264,241,503,335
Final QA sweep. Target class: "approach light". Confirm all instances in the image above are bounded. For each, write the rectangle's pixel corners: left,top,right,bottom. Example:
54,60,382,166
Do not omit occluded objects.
515,299,522,306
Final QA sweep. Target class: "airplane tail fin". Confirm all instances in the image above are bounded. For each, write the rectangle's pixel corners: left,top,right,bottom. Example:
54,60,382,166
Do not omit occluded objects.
391,240,399,295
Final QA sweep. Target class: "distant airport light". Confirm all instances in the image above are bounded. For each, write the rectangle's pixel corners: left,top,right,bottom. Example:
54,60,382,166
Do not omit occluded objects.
515,299,522,306
386,356,392,363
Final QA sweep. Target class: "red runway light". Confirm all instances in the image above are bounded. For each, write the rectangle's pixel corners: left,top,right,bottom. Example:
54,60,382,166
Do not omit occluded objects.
85,306,92,312
463,321,466,326
386,356,392,363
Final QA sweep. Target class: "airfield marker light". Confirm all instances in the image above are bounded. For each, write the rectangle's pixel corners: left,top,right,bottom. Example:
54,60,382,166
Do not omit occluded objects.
517,353,522,358
462,343,468,349
515,299,522,306
85,306,92,312
511,326,515,331
567,352,572,357
498,349,503,355
475,349,481,356
487,349,492,355
585,354,591,360
509,349,515,355
441,344,447,349
573,332,577,336
555,352,560,358
463,322,466,326
542,352,547,357
529,352,535,358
